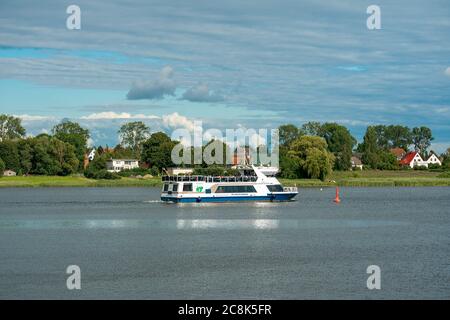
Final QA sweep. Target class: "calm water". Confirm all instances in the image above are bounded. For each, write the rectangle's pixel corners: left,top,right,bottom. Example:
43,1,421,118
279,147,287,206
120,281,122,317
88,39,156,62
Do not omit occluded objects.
0,187,449,299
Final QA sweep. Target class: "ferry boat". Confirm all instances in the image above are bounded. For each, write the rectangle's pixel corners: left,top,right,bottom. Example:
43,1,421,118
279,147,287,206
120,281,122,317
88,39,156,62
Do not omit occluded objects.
160,165,298,203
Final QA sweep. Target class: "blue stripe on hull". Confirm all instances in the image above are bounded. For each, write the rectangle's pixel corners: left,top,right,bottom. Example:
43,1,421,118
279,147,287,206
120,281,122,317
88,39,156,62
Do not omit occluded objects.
161,193,297,203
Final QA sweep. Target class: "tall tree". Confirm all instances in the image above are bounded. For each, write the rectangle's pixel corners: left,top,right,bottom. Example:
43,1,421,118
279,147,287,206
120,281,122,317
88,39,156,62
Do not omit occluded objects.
18,139,33,174
301,121,322,136
30,135,79,175
141,132,176,170
288,135,334,180
0,158,5,174
0,140,20,172
278,124,301,147
0,114,26,141
320,123,356,171
52,121,90,170
411,126,433,155
118,121,150,157
385,125,412,151
360,126,380,168
441,147,450,169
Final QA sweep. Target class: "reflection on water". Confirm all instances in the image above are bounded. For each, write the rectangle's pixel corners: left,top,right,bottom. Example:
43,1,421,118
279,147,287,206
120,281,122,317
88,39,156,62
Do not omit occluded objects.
0,218,408,230
176,219,280,230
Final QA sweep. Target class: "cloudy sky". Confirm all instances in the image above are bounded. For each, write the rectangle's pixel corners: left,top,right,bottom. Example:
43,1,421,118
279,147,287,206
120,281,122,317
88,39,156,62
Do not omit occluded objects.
0,0,449,151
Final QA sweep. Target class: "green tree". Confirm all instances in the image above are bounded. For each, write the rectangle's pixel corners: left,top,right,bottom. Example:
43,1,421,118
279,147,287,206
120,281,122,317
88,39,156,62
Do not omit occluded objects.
360,126,380,168
0,114,26,140
0,158,5,175
301,121,322,136
118,121,150,157
385,125,412,151
411,126,433,155
278,124,301,147
288,136,334,180
52,121,90,170
18,139,33,174
141,132,176,171
30,135,79,175
0,140,20,171
279,153,299,178
441,147,450,170
112,144,134,158
320,123,356,171
372,125,389,150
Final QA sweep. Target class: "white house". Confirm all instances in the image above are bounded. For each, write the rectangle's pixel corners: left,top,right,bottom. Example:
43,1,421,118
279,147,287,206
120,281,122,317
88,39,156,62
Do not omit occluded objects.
3,170,17,176
426,153,442,166
351,156,363,170
106,159,139,172
399,151,428,168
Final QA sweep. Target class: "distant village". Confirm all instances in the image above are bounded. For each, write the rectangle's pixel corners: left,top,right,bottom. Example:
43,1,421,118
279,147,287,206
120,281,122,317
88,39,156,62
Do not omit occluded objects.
1,114,449,179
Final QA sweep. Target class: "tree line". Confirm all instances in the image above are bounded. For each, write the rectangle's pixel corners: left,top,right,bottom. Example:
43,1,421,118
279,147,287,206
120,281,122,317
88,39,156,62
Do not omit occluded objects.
278,122,447,180
1,114,449,180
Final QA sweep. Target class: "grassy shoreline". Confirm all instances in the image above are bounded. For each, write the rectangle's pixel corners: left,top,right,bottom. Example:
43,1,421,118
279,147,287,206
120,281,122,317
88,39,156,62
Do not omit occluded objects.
1,170,450,188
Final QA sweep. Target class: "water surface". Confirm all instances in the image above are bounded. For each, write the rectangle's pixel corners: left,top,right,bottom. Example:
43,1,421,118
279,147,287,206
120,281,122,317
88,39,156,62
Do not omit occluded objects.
0,187,449,299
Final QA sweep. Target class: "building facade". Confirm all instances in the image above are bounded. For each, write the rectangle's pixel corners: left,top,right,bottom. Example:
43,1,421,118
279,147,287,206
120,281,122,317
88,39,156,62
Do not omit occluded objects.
106,159,139,172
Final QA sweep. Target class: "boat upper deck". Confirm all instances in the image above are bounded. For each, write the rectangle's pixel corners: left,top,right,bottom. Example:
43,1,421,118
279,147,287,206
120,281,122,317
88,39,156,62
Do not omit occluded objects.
162,175,259,183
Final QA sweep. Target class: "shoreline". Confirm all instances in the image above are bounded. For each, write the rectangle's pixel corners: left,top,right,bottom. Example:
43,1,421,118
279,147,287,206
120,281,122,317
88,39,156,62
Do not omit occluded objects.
1,174,449,188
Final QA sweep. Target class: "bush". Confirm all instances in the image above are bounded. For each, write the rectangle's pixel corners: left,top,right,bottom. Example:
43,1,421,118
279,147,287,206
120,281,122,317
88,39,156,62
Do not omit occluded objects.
150,166,159,176
84,168,121,180
117,167,151,177
0,158,5,176
428,164,442,171
437,171,450,178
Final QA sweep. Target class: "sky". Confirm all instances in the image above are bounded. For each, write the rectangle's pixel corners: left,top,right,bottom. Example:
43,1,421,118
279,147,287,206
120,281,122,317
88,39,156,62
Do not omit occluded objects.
0,0,449,151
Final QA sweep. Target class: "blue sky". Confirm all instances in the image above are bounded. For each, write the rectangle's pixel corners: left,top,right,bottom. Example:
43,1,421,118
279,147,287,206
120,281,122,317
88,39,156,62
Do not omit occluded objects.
0,0,449,151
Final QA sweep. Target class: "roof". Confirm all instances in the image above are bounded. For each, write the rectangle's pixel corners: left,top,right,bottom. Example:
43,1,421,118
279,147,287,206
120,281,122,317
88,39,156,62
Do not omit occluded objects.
351,156,362,165
399,151,417,165
106,158,139,162
390,147,406,157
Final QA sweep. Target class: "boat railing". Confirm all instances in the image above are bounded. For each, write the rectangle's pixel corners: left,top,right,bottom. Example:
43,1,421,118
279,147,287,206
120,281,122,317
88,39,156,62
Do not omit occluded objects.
162,175,258,183
283,186,298,193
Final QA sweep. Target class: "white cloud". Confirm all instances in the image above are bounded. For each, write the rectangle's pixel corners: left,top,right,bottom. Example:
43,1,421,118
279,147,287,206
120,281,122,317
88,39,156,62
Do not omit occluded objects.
162,112,199,132
87,137,94,148
127,66,176,100
80,112,160,120
14,114,56,121
182,83,224,102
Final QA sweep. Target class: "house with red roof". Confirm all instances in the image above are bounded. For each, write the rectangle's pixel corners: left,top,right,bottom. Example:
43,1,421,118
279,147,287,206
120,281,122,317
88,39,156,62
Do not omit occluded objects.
389,147,406,161
399,151,428,168
399,151,442,168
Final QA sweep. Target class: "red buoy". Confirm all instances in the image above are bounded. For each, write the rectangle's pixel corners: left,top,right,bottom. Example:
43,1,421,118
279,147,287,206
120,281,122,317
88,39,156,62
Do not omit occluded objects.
334,186,341,203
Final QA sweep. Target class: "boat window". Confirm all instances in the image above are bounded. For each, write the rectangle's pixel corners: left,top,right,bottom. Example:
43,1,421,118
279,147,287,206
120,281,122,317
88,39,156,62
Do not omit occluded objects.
163,184,169,192
183,183,193,191
215,185,257,193
172,184,178,192
267,185,284,192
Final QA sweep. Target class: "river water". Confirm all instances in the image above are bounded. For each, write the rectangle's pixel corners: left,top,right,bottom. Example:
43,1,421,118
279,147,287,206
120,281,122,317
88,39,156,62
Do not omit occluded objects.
0,187,449,299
